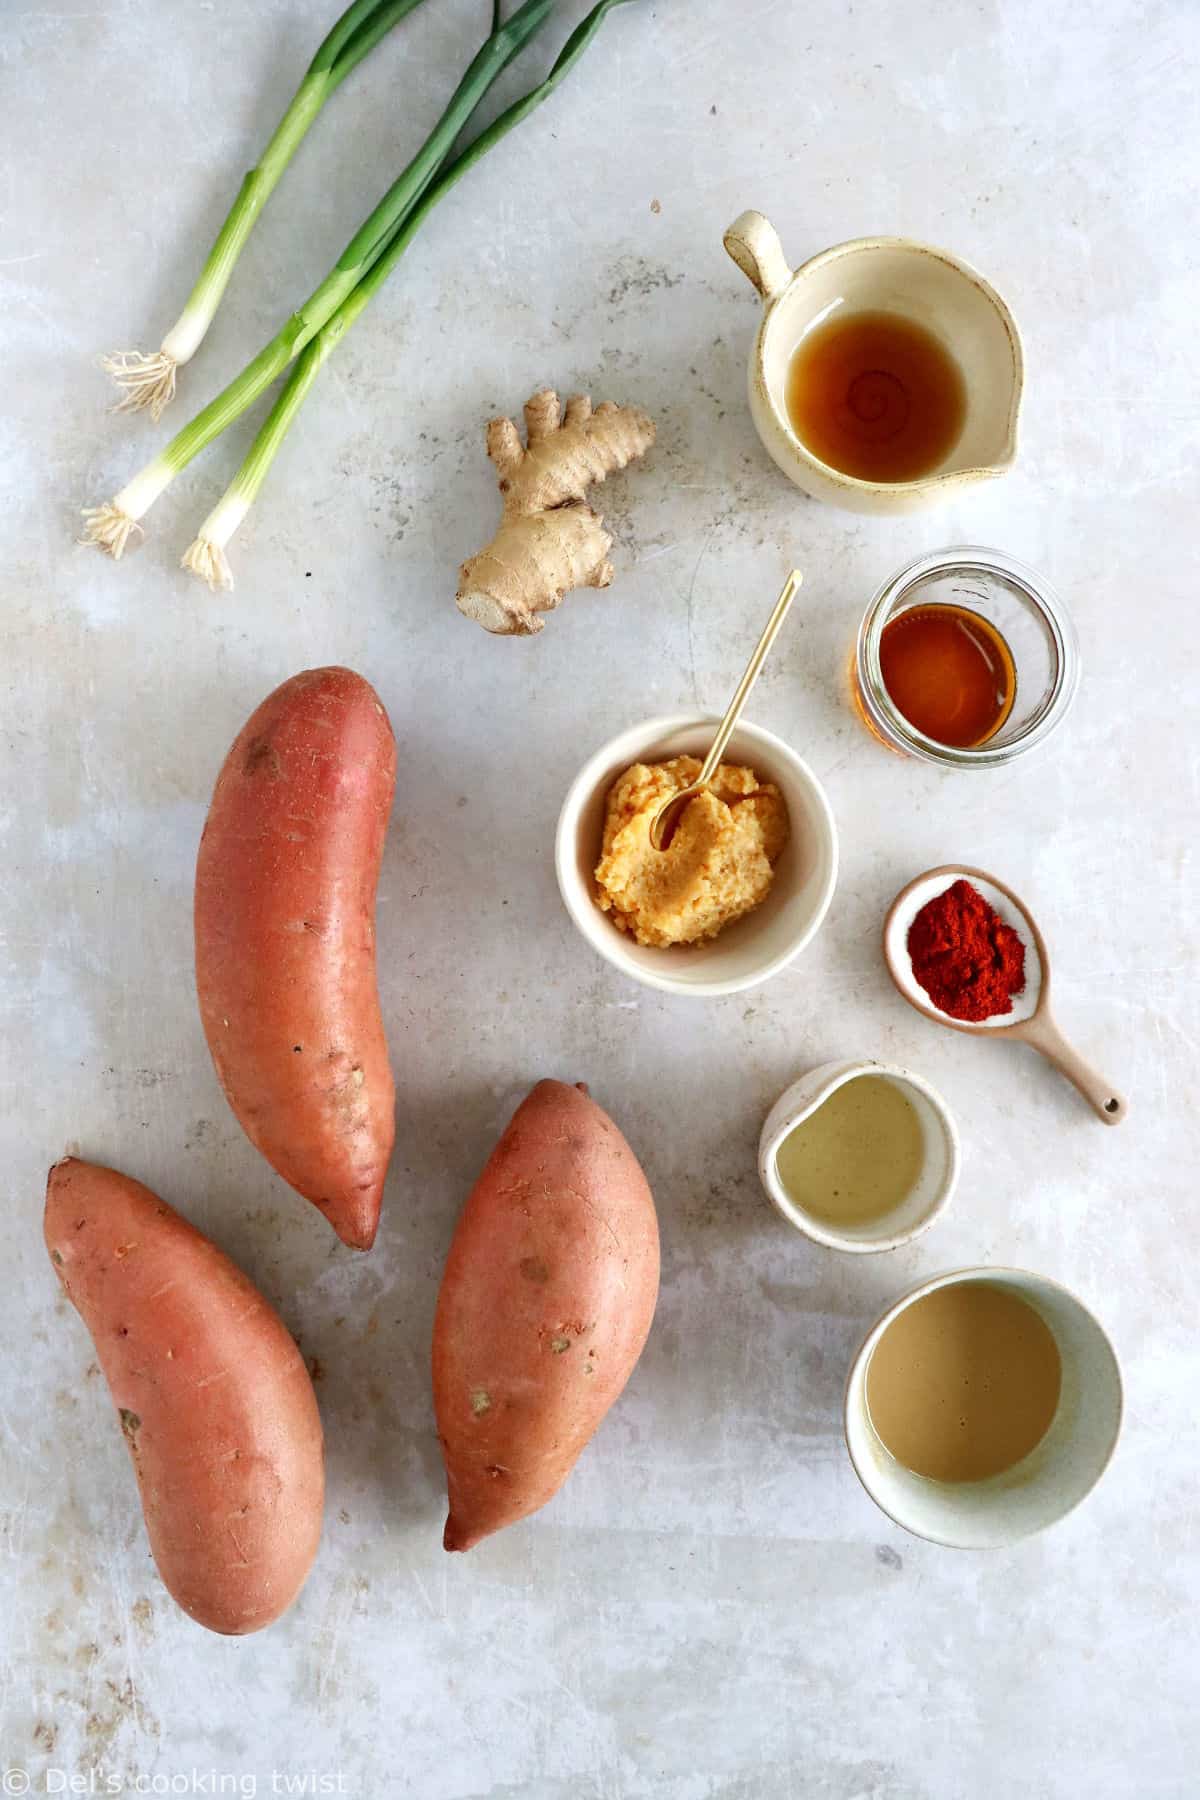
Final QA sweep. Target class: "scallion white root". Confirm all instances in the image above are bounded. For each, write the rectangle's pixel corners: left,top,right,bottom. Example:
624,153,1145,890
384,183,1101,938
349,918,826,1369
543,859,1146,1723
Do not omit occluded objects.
180,536,235,593
181,493,253,591
79,455,179,558
79,504,143,560
99,350,179,421
182,342,329,591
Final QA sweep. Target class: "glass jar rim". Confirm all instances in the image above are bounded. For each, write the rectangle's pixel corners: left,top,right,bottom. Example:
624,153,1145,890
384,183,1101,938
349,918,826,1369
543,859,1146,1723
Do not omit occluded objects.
855,545,1080,768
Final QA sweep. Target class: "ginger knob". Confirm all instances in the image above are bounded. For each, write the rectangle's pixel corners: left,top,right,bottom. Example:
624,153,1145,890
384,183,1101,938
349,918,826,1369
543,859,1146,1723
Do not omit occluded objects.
456,388,655,636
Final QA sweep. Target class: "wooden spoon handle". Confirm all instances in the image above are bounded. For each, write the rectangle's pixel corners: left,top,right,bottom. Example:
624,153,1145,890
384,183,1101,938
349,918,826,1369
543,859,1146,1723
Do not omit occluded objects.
1022,1013,1128,1126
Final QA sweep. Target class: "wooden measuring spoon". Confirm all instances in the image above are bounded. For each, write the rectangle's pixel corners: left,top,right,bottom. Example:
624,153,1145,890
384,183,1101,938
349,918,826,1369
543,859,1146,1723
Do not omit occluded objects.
883,864,1128,1126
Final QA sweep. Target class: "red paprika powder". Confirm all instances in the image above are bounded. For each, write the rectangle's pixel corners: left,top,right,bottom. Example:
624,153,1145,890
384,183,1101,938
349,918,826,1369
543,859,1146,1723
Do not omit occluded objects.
906,878,1026,1021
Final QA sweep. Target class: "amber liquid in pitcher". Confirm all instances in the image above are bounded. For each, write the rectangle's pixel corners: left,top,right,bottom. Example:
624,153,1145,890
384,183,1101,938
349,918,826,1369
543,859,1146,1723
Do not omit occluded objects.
785,309,967,483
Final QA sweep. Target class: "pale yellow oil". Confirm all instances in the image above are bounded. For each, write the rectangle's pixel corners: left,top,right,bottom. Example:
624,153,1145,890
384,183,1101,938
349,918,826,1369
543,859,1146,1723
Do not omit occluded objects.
775,1075,923,1227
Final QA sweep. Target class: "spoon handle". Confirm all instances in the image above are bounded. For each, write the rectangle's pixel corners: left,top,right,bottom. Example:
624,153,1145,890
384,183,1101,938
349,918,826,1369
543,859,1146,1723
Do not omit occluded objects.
695,568,803,788
1021,1011,1129,1126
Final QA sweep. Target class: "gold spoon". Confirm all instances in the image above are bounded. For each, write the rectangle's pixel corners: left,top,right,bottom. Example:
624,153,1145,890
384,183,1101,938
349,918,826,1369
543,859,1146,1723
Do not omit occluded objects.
650,568,803,852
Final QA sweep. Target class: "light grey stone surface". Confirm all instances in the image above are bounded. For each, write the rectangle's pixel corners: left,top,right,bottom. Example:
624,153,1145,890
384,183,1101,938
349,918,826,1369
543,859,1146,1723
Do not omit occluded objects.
2,0,1197,1794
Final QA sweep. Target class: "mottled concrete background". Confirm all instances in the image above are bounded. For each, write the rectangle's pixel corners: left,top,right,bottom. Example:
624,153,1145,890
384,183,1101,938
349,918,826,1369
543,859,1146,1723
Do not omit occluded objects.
2,0,1197,1794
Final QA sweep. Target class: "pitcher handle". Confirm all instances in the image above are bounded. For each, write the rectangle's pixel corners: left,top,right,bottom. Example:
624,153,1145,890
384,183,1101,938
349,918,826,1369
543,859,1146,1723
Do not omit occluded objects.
724,210,792,304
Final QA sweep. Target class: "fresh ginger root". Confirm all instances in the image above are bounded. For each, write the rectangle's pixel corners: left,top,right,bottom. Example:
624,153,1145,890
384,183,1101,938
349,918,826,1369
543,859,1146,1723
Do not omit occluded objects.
456,388,655,636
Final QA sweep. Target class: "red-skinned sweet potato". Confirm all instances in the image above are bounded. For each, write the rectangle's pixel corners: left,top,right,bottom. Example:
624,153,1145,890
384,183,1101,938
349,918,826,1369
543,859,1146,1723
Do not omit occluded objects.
195,667,396,1250
432,1080,660,1551
45,1157,324,1635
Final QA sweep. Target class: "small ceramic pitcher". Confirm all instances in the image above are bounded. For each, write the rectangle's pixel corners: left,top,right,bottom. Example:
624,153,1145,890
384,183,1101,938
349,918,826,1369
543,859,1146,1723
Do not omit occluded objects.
758,1058,959,1252
724,211,1024,515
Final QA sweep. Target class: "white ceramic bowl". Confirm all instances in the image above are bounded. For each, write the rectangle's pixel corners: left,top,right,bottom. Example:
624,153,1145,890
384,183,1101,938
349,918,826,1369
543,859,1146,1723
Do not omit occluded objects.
844,1267,1123,1548
758,1059,959,1252
555,714,838,997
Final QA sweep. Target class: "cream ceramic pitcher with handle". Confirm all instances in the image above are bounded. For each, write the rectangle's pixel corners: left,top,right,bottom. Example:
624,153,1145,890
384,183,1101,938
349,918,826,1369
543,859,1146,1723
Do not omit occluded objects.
724,211,1024,515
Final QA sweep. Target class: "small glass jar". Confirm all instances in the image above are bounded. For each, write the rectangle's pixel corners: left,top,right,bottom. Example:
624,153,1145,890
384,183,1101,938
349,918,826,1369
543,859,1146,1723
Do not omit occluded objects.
853,546,1080,767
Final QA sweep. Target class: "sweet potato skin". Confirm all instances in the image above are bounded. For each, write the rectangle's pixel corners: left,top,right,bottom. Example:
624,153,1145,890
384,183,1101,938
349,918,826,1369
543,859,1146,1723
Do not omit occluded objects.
433,1080,660,1551
195,667,396,1250
45,1157,324,1635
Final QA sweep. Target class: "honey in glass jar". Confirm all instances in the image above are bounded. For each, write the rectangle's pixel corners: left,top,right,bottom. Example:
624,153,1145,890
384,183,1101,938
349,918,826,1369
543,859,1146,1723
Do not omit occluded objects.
879,603,1016,749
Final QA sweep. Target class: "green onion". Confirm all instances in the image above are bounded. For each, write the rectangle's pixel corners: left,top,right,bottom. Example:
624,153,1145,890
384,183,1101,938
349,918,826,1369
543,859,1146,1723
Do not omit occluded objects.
183,0,634,589
84,0,558,558
101,0,432,419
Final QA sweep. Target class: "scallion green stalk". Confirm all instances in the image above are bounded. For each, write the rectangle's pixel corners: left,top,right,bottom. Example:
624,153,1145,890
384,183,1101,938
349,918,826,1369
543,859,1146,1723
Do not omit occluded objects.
182,0,633,590
84,0,558,558
101,0,432,419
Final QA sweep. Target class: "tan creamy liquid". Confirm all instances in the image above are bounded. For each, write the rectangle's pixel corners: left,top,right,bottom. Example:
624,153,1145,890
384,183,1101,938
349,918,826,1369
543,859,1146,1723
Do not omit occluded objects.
774,1075,923,1227
866,1283,1063,1483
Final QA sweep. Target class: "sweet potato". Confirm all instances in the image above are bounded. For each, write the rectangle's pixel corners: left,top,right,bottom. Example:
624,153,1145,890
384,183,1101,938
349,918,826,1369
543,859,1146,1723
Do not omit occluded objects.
45,1157,324,1634
195,667,396,1250
433,1080,660,1551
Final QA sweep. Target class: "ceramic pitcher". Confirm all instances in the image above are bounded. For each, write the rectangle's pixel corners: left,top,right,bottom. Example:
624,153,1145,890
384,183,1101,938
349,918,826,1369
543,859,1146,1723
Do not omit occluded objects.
724,210,1024,515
